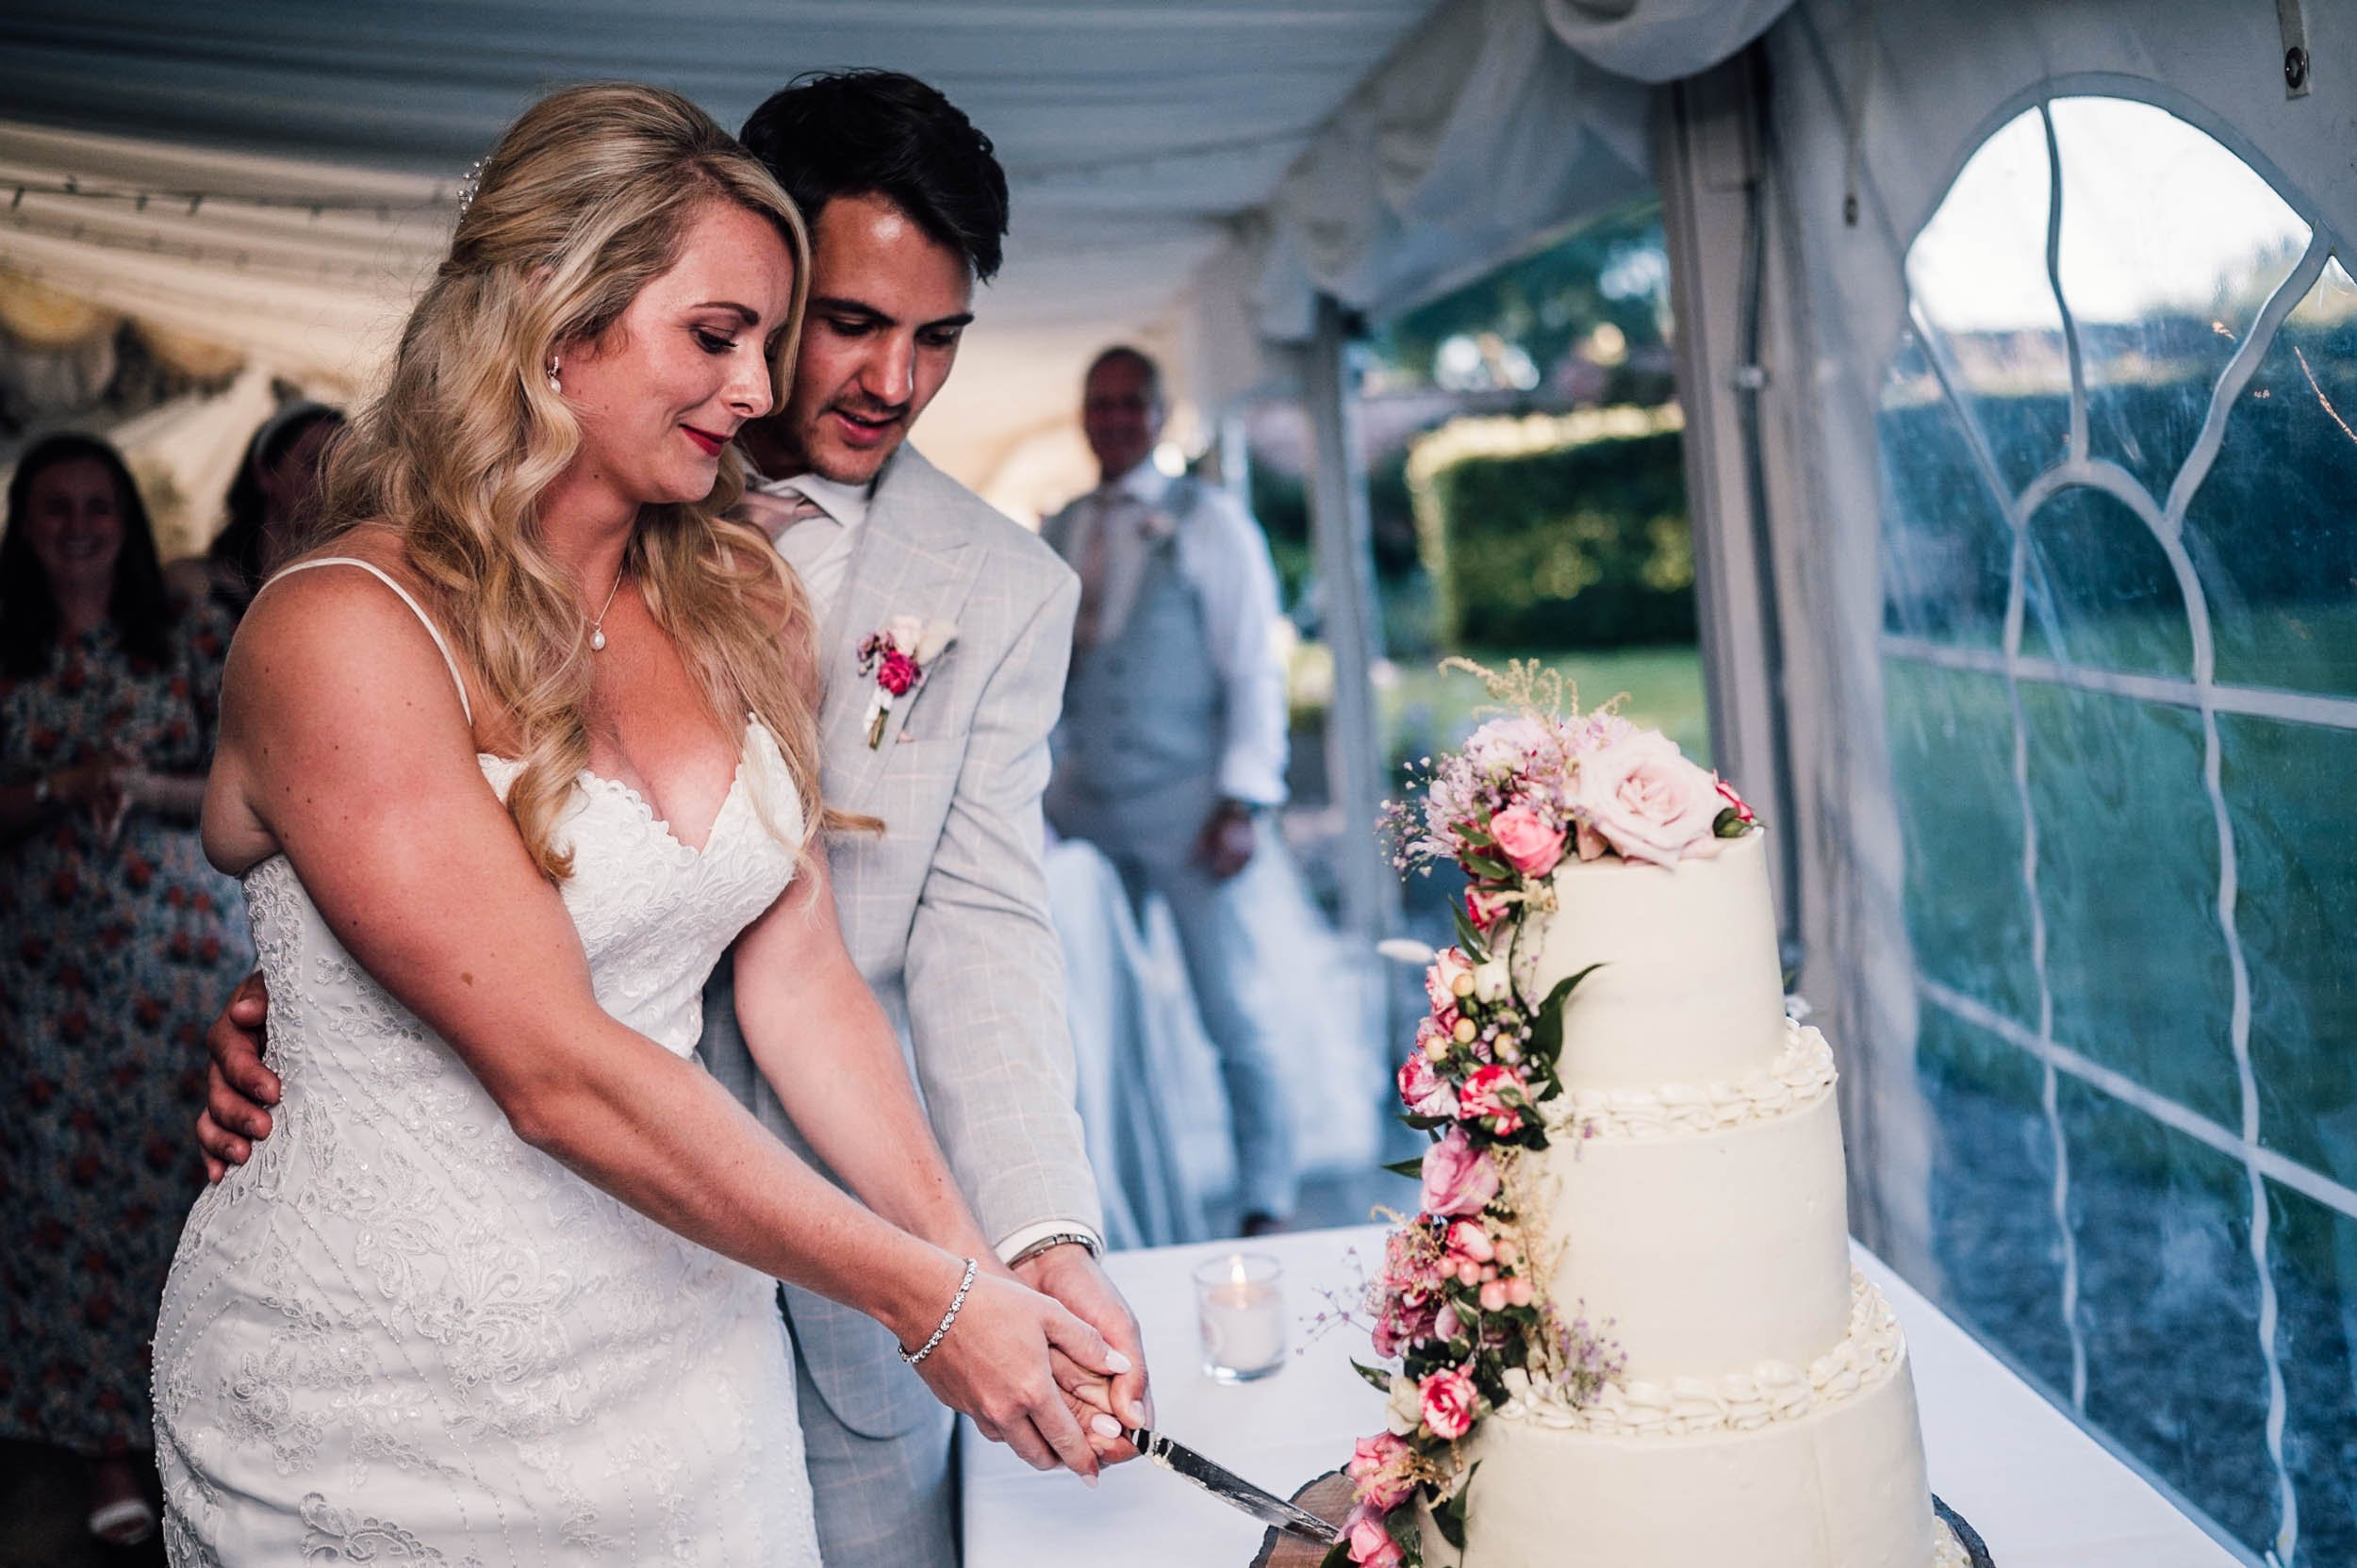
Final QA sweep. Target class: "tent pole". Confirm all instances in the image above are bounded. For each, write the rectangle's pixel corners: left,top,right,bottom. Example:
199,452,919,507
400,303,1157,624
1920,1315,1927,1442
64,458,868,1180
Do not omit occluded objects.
1299,291,1396,953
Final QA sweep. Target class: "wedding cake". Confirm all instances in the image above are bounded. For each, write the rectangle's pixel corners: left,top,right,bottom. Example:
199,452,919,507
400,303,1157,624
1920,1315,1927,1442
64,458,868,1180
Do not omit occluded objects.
1337,663,1965,1568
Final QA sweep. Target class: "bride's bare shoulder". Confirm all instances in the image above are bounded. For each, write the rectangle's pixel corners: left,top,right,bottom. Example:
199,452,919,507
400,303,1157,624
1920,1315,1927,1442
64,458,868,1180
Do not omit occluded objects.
225,528,467,729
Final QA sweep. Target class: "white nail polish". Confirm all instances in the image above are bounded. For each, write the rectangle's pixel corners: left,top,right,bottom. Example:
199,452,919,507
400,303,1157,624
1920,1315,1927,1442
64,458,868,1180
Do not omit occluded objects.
1090,1413,1123,1438
1128,1402,1148,1426
1103,1350,1132,1374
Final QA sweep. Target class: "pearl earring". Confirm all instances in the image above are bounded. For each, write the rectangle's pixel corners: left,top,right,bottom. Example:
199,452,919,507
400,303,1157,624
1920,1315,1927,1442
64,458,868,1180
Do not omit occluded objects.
547,354,562,394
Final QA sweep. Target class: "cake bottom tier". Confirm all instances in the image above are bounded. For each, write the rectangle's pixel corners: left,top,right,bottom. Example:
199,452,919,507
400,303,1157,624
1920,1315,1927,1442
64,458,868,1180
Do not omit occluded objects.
1435,1292,1940,1567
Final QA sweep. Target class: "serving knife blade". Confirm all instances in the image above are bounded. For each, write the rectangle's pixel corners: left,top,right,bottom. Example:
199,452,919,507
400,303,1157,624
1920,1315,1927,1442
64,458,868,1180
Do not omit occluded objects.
1124,1427,1342,1545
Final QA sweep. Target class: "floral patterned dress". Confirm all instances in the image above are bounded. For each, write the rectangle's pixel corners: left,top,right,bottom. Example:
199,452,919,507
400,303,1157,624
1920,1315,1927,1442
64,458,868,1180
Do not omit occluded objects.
0,602,254,1458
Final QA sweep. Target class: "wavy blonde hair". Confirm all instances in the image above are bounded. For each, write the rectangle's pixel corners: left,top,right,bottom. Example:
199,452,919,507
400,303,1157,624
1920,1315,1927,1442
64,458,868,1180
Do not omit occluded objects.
317,82,832,878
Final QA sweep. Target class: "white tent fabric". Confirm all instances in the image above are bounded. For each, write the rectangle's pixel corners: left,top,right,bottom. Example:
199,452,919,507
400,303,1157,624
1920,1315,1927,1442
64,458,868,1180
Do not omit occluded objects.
0,0,1793,500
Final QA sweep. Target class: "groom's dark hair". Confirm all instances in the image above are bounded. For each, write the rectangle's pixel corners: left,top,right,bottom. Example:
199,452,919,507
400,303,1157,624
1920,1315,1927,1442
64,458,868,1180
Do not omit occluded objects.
739,70,1011,283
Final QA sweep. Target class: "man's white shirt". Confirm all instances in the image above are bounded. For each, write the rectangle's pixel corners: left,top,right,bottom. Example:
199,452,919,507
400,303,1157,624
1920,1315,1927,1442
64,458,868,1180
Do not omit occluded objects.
748,458,1101,1268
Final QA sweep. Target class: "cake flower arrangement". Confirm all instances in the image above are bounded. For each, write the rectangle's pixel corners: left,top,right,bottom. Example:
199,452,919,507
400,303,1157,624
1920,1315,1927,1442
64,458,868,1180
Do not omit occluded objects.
1334,661,1756,1568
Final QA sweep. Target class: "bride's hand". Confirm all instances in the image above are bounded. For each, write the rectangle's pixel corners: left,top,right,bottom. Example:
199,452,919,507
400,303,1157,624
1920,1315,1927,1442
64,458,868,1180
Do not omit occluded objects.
907,1268,1131,1481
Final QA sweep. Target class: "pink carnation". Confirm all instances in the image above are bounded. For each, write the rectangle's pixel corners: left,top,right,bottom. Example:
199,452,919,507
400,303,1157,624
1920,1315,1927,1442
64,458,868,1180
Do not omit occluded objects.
1489,803,1567,877
1347,1432,1418,1512
1465,885,1510,932
1418,1365,1478,1440
1397,1052,1459,1119
1459,1064,1526,1135
1442,1218,1494,1267
877,648,920,697
1570,730,1724,866
1420,1129,1499,1217
1425,947,1474,1011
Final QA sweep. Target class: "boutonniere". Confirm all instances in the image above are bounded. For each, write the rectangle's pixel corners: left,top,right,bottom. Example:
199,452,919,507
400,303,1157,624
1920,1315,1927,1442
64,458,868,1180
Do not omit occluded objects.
855,615,957,748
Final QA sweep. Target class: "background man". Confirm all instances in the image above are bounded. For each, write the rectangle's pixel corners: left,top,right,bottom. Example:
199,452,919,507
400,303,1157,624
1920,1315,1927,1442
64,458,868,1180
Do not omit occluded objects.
198,70,1147,1568
1039,345,1297,1234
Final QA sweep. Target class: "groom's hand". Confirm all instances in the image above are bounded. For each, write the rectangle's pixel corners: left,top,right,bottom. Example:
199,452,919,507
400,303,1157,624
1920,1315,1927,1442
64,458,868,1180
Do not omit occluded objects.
1020,1244,1150,1466
196,971,279,1181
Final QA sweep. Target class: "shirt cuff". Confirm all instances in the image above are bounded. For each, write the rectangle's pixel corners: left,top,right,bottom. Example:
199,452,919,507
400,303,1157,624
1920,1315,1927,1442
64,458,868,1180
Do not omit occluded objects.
996,1219,1106,1266
1217,754,1289,809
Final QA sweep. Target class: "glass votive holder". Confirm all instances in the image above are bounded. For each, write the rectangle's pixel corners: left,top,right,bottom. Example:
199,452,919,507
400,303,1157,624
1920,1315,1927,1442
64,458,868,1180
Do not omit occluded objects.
1193,1251,1286,1383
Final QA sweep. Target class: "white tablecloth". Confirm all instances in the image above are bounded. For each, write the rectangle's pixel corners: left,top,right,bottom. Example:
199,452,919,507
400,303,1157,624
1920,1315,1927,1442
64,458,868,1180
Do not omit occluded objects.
960,1226,2241,1568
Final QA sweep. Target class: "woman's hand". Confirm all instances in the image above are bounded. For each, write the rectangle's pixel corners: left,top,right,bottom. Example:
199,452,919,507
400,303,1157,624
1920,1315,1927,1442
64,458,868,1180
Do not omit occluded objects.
905,1265,1132,1481
48,753,132,830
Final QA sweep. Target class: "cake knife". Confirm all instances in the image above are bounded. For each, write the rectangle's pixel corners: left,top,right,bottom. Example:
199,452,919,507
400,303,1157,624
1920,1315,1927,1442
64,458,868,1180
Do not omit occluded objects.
1123,1427,1343,1545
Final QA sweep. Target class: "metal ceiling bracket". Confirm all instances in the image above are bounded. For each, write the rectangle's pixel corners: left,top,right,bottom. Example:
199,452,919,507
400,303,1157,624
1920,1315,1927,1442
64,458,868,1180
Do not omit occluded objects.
2278,0,2312,98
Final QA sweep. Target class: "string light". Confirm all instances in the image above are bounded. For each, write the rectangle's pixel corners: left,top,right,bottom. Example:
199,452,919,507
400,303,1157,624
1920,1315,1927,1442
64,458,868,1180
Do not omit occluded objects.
0,176,453,218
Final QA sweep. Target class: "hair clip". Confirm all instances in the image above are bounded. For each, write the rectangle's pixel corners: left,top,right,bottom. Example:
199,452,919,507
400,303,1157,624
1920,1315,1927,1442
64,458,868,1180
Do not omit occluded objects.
456,157,486,218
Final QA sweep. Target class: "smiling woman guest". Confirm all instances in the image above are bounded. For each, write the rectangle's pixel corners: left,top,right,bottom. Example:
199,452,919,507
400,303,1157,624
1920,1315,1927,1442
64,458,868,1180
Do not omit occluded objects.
0,432,254,1548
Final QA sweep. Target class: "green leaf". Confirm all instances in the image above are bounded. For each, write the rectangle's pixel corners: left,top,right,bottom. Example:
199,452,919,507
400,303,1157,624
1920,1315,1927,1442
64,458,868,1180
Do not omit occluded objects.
1352,1359,1396,1395
1450,904,1492,964
1383,1155,1429,1180
1525,963,1603,1063
1318,1537,1354,1568
1460,851,1513,881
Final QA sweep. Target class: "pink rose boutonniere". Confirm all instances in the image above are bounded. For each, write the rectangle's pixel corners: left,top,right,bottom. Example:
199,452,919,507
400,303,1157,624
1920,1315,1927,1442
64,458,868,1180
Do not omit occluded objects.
855,615,956,748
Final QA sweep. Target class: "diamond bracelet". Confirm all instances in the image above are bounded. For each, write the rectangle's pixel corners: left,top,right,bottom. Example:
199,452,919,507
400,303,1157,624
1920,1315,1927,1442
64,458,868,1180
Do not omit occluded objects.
899,1256,980,1367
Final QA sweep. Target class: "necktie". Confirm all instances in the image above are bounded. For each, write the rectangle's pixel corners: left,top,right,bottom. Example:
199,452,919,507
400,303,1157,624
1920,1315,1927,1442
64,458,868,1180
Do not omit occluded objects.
736,485,829,544
1072,490,1129,649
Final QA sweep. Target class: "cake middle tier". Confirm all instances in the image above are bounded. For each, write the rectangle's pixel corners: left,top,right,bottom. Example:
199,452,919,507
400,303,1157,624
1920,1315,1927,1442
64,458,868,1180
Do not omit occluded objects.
1535,1029,1854,1383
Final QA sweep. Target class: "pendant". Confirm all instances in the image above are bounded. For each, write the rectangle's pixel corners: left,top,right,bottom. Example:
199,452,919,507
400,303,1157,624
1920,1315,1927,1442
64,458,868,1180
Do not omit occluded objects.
590,629,607,652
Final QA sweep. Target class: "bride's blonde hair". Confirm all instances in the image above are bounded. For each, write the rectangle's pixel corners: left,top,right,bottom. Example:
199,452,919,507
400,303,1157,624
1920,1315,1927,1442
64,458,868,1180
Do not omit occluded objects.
318,82,830,878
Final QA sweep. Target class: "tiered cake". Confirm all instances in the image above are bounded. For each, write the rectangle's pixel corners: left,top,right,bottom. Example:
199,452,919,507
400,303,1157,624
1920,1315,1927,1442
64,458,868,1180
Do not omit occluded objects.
1340,664,1962,1568
1449,829,1952,1566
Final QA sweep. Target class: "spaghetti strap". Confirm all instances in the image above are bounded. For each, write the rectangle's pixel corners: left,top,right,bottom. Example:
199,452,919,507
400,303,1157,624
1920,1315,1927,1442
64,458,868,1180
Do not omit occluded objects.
262,557,473,726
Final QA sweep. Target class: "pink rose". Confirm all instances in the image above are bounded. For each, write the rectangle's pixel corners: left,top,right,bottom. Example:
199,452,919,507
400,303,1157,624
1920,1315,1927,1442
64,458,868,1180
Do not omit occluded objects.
1570,730,1723,866
1489,802,1567,876
1347,1432,1418,1512
1397,1052,1459,1119
1459,1064,1526,1134
1419,1365,1478,1441
1425,947,1475,1011
1574,820,1610,862
1465,885,1510,932
1344,1504,1407,1568
1420,1130,1499,1217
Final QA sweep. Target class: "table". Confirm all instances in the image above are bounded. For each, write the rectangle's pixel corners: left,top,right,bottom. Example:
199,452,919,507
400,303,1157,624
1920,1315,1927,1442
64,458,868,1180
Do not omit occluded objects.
960,1226,2243,1568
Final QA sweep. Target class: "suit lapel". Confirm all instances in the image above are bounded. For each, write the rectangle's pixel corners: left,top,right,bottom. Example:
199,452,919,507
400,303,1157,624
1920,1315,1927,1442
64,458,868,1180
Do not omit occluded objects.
819,451,981,814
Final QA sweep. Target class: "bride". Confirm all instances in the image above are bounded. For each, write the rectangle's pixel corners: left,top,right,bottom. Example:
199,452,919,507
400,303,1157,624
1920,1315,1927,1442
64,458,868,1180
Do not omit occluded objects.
152,84,1122,1562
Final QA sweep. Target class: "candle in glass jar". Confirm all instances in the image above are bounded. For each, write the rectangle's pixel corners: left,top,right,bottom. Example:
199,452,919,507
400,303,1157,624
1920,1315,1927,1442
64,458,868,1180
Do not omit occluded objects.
1194,1252,1285,1381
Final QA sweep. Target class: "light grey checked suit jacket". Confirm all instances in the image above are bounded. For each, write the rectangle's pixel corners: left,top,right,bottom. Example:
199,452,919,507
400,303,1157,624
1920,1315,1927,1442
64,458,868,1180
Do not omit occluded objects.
699,443,1102,1446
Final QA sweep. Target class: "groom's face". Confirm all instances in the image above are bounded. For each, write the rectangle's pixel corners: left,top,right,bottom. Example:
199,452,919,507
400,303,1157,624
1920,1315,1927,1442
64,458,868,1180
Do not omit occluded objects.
767,191,976,487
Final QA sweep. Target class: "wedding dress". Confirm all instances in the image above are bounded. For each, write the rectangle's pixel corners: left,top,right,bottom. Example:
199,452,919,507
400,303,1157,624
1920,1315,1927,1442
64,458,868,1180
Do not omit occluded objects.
152,560,823,1566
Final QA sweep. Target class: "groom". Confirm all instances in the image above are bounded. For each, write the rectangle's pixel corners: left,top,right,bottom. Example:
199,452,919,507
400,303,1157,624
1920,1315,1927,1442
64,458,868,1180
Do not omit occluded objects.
195,69,1147,1568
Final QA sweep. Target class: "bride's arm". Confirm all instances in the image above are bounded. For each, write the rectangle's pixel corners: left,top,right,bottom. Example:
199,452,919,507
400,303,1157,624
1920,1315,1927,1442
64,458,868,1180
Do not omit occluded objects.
729,858,1001,1261
217,569,1119,1477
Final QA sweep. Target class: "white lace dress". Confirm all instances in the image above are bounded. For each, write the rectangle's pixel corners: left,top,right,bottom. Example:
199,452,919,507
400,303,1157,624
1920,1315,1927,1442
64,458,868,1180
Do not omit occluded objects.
151,576,822,1565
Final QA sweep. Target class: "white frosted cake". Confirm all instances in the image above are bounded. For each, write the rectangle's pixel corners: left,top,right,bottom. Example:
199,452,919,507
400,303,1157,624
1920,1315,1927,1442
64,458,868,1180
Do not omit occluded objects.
1345,666,1965,1568
1447,830,1956,1566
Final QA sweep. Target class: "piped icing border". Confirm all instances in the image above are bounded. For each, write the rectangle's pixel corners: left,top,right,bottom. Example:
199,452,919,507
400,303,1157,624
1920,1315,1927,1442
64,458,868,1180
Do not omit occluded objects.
1544,1019,1837,1141
1495,1269,1903,1438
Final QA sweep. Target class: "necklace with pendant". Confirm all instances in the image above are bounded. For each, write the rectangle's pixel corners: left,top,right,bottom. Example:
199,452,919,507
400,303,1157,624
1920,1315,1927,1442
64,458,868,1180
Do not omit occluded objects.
588,564,626,652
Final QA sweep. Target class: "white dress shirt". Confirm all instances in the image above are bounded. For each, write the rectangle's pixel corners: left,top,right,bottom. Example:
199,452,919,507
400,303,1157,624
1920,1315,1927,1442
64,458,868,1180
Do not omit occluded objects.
746,458,1102,1266
1063,460,1292,807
